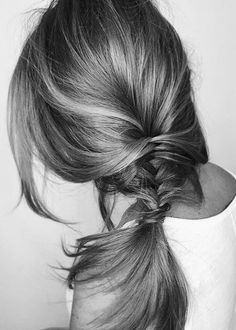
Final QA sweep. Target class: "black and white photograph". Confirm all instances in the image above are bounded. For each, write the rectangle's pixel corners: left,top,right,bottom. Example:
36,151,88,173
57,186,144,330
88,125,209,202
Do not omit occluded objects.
0,0,235,329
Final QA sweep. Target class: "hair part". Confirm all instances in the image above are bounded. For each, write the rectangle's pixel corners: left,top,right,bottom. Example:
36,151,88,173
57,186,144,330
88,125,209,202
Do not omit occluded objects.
8,0,209,329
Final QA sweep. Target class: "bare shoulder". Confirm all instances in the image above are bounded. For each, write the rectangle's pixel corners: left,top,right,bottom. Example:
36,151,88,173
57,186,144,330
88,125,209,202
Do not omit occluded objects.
168,162,236,219
199,162,236,211
202,162,236,195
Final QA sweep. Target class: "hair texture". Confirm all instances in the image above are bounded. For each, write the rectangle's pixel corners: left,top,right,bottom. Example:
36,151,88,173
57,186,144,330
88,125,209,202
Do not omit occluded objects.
7,0,209,329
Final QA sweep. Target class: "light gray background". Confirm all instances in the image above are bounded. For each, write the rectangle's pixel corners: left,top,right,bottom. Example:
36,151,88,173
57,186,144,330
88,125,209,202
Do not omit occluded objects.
0,0,235,329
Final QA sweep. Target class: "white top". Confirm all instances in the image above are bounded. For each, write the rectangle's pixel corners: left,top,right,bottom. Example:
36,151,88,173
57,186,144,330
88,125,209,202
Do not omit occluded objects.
66,170,236,330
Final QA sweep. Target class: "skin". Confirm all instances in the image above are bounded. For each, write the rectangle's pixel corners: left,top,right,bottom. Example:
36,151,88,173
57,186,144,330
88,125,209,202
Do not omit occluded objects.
166,161,236,220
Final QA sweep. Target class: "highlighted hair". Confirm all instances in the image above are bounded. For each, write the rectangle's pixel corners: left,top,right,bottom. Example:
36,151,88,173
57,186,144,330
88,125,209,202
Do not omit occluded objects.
7,0,209,329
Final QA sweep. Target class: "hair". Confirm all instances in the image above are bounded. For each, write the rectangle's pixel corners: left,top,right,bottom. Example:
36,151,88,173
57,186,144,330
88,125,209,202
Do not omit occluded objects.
7,0,209,329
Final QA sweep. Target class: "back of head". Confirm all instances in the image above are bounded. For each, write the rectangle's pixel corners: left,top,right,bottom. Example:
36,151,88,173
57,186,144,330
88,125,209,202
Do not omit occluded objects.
8,0,209,329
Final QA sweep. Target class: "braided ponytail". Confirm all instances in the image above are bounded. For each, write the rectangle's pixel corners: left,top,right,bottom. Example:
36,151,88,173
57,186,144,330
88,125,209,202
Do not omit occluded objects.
66,139,205,329
7,0,209,329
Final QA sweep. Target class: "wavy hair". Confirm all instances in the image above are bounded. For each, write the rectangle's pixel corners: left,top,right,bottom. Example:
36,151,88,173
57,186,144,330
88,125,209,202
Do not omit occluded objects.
7,0,209,329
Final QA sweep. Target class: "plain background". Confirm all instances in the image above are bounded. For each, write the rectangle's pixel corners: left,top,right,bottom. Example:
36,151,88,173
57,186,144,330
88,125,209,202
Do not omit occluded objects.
0,0,235,329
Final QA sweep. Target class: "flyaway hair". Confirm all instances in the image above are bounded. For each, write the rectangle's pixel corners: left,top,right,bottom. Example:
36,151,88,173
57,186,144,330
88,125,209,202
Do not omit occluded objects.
7,0,209,329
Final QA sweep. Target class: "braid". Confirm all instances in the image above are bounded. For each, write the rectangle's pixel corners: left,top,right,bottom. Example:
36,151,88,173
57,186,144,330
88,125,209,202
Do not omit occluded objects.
7,0,209,328
98,132,204,230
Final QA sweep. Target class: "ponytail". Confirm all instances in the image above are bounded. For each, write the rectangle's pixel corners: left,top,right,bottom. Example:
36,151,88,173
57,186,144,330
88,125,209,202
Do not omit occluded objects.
7,0,209,329
64,153,204,329
65,195,190,329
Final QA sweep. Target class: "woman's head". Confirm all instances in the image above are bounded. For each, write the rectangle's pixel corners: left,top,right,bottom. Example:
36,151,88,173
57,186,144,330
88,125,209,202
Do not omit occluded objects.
8,0,208,218
8,1,209,328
